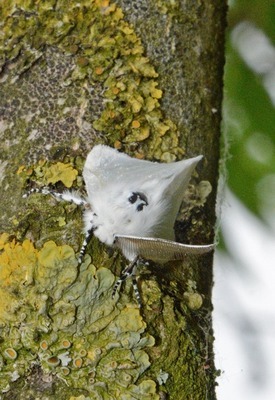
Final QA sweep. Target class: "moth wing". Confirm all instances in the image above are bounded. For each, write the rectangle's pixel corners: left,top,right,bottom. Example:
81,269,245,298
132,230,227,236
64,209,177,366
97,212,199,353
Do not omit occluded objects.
115,235,214,262
83,145,202,193
83,145,155,187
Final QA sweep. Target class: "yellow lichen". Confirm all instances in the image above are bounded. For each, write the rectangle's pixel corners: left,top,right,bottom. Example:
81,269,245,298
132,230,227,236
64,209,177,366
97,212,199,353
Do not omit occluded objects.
61,367,70,376
0,233,10,250
125,125,150,143
44,162,78,188
0,238,37,288
56,216,66,227
16,165,25,174
0,235,156,395
3,348,17,360
73,358,83,368
95,66,104,75
40,340,48,350
18,160,79,190
46,356,60,367
62,340,71,349
131,120,140,129
113,306,146,333
123,380,159,400
184,292,203,310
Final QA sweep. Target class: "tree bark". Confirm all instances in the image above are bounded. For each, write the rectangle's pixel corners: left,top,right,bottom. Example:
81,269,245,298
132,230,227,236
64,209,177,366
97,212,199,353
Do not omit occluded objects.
0,1,226,399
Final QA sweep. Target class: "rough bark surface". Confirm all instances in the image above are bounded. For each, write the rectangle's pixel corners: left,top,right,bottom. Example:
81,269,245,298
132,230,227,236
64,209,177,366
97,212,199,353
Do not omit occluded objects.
0,1,226,399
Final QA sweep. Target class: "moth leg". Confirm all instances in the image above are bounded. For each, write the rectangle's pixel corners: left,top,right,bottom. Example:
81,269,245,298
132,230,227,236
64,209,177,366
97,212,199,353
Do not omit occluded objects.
112,256,142,306
78,225,95,264
23,187,88,207
132,275,142,308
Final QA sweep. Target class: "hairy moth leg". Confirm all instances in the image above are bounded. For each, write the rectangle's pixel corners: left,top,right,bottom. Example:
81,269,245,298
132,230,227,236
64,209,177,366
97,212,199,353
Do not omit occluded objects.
131,275,142,307
78,226,96,264
23,187,89,207
112,256,142,306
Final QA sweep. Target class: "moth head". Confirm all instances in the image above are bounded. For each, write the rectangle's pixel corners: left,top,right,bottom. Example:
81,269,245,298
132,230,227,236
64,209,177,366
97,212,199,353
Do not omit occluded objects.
128,192,148,212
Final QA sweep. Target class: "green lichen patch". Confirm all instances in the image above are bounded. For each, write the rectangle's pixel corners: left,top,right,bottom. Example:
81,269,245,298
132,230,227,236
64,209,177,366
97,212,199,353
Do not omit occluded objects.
0,234,156,397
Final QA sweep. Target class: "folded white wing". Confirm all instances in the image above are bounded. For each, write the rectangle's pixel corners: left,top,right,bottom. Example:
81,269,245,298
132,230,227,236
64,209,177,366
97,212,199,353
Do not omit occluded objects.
115,234,214,263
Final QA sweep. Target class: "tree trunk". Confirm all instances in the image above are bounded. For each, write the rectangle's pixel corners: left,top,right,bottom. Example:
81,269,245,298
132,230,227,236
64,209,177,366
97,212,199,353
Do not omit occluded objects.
0,1,226,399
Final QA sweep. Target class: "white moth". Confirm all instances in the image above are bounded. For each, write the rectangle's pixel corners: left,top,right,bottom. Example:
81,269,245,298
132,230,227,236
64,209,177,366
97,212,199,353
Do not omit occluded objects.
24,145,214,306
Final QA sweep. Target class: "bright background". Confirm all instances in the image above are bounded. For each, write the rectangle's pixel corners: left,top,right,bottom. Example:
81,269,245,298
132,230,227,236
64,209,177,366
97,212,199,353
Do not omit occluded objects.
213,1,275,399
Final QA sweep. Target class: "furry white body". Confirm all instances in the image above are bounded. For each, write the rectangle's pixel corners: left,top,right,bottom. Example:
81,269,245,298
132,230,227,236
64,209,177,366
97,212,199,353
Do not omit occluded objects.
82,145,203,260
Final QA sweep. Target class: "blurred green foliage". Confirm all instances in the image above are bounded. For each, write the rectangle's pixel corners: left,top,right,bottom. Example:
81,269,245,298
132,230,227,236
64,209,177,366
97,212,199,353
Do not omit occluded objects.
224,0,275,220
